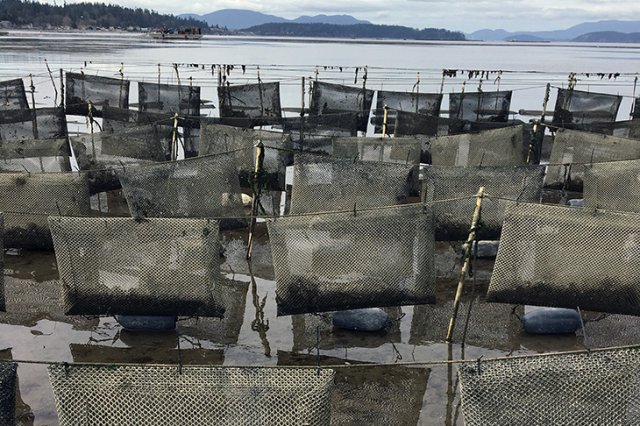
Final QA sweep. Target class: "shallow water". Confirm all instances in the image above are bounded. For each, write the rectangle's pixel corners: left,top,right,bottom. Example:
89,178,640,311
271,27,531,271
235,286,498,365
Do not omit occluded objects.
1,31,640,425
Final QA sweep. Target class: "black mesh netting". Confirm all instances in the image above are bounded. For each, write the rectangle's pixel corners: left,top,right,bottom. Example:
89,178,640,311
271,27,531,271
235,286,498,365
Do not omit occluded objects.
372,90,442,135
49,216,225,316
65,72,130,116
449,90,512,122
634,97,640,120
458,347,640,425
552,88,622,127
487,202,640,316
268,204,436,315
0,107,67,141
70,344,224,366
0,137,71,172
199,122,292,190
0,172,91,250
545,128,640,189
423,165,545,240
394,111,465,137
117,154,245,226
309,81,374,132
0,78,29,111
282,113,359,137
331,136,426,165
0,362,17,425
0,215,3,312
430,124,527,166
218,82,282,125
138,82,201,116
583,159,640,213
567,119,640,139
289,154,415,214
48,364,334,426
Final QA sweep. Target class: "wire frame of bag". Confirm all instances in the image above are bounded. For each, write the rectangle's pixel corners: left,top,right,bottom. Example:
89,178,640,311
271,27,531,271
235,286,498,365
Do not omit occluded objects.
458,347,640,425
138,82,201,117
65,72,130,116
49,216,225,316
422,165,545,240
218,82,282,125
372,90,443,135
545,128,640,189
117,154,246,229
552,88,622,127
449,90,512,122
0,137,71,172
0,362,17,425
268,204,436,316
48,364,335,426
309,81,374,133
332,135,426,165
487,202,640,316
430,124,527,167
0,172,91,250
0,78,29,111
583,159,640,213
0,107,67,141
199,122,292,191
289,153,415,215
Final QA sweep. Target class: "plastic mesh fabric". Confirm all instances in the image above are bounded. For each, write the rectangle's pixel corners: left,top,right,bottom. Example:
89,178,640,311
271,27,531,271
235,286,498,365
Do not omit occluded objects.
268,204,436,315
0,138,70,172
372,90,442,135
423,165,545,240
0,215,3,312
634,98,640,120
218,82,282,124
487,203,640,315
309,81,374,132
545,128,640,189
117,154,245,222
583,159,640,212
394,111,465,137
430,124,527,166
573,119,640,140
458,347,640,425
553,88,622,127
48,216,224,316
282,113,359,137
48,364,334,426
0,362,17,425
199,122,292,190
0,78,29,111
65,72,130,116
0,107,67,140
449,90,512,122
138,82,201,117
0,172,90,250
331,136,425,165
289,154,414,214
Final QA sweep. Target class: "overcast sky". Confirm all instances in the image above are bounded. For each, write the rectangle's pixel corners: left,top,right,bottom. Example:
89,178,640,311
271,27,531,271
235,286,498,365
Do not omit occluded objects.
39,0,640,33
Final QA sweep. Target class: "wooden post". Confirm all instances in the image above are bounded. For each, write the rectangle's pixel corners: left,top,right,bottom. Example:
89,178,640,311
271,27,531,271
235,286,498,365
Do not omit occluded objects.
59,68,65,108
527,83,552,164
446,186,485,342
300,76,305,147
157,63,161,86
44,59,58,106
171,113,179,161
381,104,390,137
247,140,265,260
28,74,39,140
631,77,638,120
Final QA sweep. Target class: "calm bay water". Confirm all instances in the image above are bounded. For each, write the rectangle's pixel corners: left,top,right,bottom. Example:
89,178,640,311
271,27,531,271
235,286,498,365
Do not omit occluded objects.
0,31,639,425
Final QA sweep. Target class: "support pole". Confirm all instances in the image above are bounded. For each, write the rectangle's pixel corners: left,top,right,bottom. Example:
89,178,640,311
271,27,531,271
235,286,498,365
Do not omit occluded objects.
247,141,265,260
381,104,390,137
44,59,58,106
446,186,485,342
28,74,39,139
59,69,65,108
300,76,305,147
630,76,638,120
171,113,179,161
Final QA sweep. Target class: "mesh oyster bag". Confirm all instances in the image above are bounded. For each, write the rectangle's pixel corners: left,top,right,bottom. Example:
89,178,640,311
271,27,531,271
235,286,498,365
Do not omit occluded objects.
49,216,224,316
218,82,282,123
545,128,640,189
430,124,526,166
372,90,442,135
309,81,374,132
423,165,545,240
0,172,90,250
65,72,130,116
117,154,245,223
0,137,71,172
458,347,640,425
394,111,465,137
289,154,415,214
268,204,435,315
331,135,425,165
449,90,512,122
48,364,334,426
282,112,359,137
553,87,622,127
583,159,640,212
138,82,201,116
0,78,29,111
487,203,640,316
0,362,17,425
0,107,67,141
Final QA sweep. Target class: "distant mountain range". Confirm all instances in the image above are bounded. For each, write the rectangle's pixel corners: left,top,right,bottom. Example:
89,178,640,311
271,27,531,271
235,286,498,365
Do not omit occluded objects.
180,9,370,30
469,20,640,42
